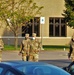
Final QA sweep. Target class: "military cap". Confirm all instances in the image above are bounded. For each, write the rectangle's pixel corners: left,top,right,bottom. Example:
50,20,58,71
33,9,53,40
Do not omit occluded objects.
25,34,29,37
73,36,74,39
72,33,74,40
32,33,36,37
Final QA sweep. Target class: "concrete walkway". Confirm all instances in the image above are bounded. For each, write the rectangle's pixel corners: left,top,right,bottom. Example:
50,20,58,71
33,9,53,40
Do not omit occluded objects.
2,50,71,68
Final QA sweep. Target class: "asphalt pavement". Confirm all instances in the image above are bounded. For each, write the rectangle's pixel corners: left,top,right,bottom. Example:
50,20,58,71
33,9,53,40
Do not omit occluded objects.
2,50,71,68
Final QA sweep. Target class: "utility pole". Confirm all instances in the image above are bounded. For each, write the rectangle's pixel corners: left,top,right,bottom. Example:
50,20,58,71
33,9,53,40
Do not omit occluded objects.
40,17,45,50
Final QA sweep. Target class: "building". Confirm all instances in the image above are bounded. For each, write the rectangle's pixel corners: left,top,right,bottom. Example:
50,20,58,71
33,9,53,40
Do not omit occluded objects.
0,0,74,46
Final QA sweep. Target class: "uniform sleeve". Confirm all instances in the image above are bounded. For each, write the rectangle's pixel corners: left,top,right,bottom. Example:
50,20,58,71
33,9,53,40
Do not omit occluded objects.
19,41,24,53
68,45,73,58
38,41,42,50
1,40,4,47
0,40,4,50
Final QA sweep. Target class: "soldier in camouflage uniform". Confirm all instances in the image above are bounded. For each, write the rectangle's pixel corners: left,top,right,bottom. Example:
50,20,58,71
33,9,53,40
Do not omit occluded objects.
19,34,30,61
66,35,74,71
0,38,4,62
29,33,41,62
68,35,74,61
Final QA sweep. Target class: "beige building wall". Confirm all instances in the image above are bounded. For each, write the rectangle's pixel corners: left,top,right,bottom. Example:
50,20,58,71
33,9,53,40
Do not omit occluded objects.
67,26,74,37
34,0,65,17
34,0,66,37
0,0,74,46
35,0,74,45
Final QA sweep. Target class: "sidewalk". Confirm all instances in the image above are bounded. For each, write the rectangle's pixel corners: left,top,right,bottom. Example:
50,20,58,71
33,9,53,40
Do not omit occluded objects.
2,50,71,67
2,50,69,61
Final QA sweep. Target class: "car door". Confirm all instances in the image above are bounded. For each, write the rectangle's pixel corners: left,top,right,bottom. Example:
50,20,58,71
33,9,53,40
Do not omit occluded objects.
4,69,22,75
69,65,74,75
0,67,4,75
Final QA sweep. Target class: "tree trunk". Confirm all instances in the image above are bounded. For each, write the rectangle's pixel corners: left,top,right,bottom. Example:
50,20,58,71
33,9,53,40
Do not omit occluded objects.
14,34,18,50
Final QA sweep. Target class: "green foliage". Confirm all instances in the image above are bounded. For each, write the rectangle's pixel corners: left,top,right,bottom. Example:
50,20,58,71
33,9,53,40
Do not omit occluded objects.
4,45,20,50
4,45,69,51
43,45,69,50
0,0,43,33
63,0,74,27
0,0,43,49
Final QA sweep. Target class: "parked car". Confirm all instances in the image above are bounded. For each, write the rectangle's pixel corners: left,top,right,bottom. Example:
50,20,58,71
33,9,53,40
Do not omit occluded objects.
0,61,70,75
63,63,74,75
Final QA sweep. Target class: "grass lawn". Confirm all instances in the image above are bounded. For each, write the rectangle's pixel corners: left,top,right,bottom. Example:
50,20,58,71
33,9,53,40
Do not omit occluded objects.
43,45,69,50
3,45,70,51
4,45,20,51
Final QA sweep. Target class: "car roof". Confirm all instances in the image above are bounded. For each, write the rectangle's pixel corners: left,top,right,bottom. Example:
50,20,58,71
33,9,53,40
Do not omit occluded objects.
0,61,70,75
0,61,48,67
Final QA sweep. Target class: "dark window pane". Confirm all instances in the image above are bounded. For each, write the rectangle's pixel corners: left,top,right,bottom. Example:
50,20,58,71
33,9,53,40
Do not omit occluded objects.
49,17,66,37
61,24,66,36
22,26,26,37
22,25,31,37
34,17,40,36
49,18,53,24
49,24,53,36
55,18,59,24
55,25,59,36
22,17,40,37
61,18,65,23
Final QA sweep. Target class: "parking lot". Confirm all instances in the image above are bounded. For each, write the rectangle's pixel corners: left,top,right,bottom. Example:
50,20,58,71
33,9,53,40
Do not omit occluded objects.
2,50,71,68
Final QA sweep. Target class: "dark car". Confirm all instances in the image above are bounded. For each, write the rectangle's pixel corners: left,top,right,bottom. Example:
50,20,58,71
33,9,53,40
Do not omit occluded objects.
63,63,74,75
0,61,70,75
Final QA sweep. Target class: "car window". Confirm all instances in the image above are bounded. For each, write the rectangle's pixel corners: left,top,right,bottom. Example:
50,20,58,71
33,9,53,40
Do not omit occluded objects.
5,71,16,75
17,65,60,75
70,65,74,73
71,65,74,70
17,66,26,74
0,67,3,74
17,65,70,75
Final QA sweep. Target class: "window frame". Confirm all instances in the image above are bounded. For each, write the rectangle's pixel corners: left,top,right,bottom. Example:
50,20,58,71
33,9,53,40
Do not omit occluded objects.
22,17,40,37
49,17,66,37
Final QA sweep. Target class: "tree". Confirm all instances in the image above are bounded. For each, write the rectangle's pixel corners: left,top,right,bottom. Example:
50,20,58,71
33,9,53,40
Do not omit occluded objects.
0,0,43,49
63,0,74,28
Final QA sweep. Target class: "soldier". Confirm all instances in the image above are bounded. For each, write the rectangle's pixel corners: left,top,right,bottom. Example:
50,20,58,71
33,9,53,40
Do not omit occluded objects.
29,33,41,62
19,34,30,61
0,38,4,62
66,35,74,71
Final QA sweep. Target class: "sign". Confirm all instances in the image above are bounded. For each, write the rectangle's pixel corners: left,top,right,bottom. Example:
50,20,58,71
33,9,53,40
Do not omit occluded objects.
40,17,45,24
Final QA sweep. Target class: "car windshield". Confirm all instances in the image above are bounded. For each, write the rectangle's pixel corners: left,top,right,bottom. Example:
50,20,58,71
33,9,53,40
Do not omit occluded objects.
16,65,70,75
70,65,74,70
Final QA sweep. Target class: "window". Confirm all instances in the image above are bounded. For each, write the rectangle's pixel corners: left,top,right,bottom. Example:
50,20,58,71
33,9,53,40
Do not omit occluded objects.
5,71,16,75
49,17,66,37
22,17,40,37
0,67,3,74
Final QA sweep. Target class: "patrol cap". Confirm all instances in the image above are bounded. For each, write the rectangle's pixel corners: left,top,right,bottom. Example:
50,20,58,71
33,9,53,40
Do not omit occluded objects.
72,36,74,38
25,34,29,37
72,33,74,40
32,33,36,37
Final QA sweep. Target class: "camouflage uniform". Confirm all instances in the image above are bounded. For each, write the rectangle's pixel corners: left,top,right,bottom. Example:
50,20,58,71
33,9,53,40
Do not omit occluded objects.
19,34,30,61
66,36,74,71
68,35,74,61
29,33,41,62
0,39,4,62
